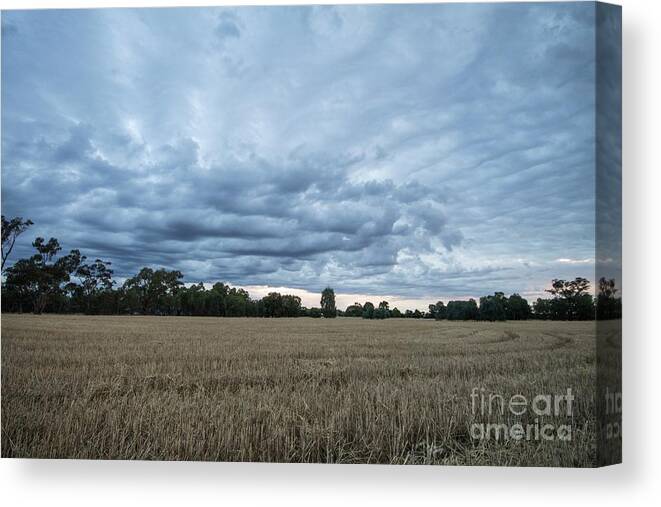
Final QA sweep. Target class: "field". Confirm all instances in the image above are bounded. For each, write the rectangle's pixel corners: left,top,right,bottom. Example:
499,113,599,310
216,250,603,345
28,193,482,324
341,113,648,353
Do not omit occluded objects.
1,314,597,466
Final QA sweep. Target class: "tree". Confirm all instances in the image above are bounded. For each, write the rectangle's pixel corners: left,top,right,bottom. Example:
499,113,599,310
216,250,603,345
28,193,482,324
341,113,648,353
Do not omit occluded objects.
344,302,363,317
123,268,183,315
72,258,114,314
262,292,283,317
320,287,336,318
545,277,594,320
4,238,81,314
34,240,83,313
547,277,591,300
308,307,322,318
3,257,40,313
596,277,621,320
374,300,390,319
478,292,507,321
506,294,531,320
123,268,157,314
574,293,596,321
533,298,552,320
206,282,229,316
224,287,250,317
362,301,375,319
260,291,294,318
429,301,447,320
281,294,302,317
391,307,402,318
159,269,185,315
447,299,479,320
179,282,206,316
1,215,33,271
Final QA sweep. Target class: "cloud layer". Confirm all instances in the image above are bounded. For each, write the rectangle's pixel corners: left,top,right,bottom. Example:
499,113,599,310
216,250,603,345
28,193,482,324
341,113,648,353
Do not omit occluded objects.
2,4,600,302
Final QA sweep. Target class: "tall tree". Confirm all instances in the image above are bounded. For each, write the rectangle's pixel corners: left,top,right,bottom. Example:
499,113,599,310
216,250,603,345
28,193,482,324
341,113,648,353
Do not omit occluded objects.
447,299,479,320
478,292,507,321
4,238,82,314
362,301,375,319
1,215,33,271
225,287,250,317
506,293,531,320
262,292,283,317
374,300,390,319
344,302,363,317
320,287,336,318
428,301,447,320
533,298,552,320
73,258,114,314
123,268,183,315
596,277,622,320
281,294,302,317
545,277,594,320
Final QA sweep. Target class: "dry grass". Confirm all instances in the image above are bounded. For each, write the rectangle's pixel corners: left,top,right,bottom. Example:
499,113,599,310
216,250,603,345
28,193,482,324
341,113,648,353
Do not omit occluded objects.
1,314,597,466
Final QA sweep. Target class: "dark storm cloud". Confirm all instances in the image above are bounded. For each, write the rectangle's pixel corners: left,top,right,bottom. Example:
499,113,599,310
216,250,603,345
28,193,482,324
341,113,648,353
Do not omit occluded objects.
1,3,601,299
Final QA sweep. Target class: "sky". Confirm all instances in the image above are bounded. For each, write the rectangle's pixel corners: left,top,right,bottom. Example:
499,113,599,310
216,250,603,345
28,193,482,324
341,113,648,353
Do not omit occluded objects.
1,3,608,310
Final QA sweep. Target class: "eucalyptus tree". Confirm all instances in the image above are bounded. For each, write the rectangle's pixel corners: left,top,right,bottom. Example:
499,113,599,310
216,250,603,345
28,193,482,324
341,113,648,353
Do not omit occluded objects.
320,287,336,318
1,215,33,271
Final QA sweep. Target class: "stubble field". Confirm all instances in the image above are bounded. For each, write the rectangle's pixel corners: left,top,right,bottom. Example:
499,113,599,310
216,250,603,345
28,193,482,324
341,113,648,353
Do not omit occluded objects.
1,314,597,466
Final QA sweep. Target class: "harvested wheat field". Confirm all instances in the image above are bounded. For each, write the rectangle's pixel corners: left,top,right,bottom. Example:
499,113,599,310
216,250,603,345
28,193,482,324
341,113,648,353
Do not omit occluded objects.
1,314,597,466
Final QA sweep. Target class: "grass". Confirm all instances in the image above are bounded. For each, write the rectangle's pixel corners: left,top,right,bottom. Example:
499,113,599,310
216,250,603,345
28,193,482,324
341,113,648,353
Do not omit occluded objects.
1,314,597,466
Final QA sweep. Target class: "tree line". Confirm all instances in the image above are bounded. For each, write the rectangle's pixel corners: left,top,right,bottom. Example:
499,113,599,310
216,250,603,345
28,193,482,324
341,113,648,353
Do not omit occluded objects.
341,278,620,321
1,216,621,320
